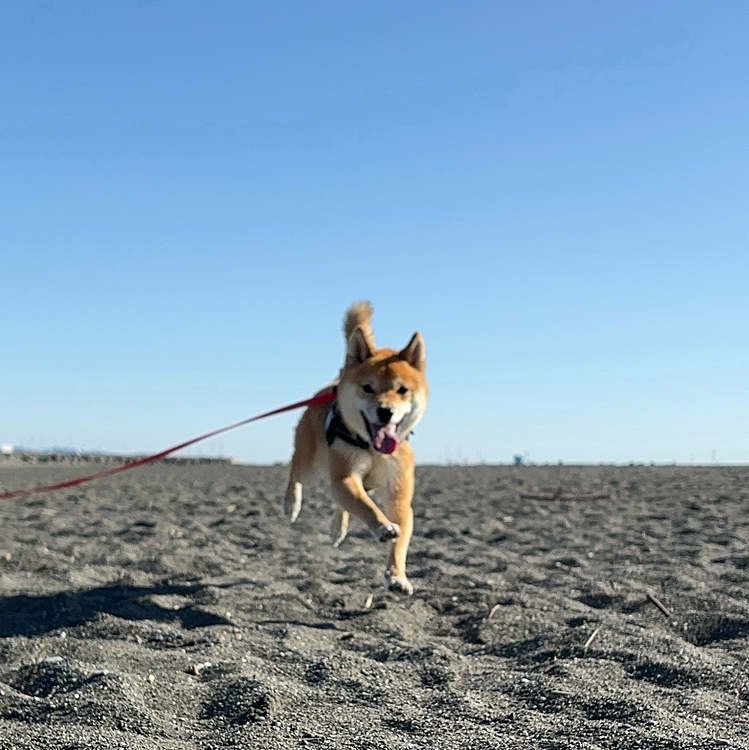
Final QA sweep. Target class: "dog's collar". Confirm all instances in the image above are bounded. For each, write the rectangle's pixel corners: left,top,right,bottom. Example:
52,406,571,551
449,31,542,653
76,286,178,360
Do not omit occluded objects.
325,398,370,450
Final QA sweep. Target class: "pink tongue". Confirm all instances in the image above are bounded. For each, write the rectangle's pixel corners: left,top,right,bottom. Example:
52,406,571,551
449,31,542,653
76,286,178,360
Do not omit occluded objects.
372,423,398,454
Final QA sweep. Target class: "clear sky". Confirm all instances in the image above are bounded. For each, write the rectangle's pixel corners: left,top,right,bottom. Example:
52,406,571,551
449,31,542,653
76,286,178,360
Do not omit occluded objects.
2,1,748,464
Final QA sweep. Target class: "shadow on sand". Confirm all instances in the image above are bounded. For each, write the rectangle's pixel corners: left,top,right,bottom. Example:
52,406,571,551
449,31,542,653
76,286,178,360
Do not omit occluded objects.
0,580,231,638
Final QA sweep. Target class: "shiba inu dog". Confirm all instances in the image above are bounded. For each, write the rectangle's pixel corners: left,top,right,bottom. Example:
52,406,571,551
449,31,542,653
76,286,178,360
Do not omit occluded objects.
283,302,428,595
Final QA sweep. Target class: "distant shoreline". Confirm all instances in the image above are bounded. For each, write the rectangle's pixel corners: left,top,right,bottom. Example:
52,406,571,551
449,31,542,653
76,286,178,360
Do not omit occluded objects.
2,452,745,469
0,451,236,467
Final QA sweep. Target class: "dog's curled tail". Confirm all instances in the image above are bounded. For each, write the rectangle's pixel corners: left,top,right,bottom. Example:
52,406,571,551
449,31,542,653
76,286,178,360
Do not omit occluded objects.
343,301,375,350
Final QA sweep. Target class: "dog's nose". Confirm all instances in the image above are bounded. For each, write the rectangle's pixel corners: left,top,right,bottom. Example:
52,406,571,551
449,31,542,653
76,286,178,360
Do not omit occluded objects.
377,407,393,424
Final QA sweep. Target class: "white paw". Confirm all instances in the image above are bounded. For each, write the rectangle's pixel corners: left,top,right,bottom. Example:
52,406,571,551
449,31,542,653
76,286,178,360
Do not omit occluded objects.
385,573,413,596
374,523,401,543
331,509,349,547
283,481,302,523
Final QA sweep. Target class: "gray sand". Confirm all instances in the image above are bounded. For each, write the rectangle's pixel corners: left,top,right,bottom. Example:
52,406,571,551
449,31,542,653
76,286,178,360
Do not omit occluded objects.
1,462,748,748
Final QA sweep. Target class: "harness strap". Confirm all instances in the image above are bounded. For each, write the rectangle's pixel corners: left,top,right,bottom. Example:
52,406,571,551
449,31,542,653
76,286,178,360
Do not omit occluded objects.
325,399,370,450
323,387,414,451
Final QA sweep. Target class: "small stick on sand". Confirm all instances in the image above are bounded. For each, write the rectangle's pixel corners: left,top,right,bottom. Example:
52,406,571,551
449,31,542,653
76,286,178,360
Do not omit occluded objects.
364,594,374,610
646,592,672,618
488,604,501,620
519,491,610,501
583,627,600,650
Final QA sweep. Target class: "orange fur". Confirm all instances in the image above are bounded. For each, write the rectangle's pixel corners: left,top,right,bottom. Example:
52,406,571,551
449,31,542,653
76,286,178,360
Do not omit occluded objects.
343,300,375,353
283,302,428,594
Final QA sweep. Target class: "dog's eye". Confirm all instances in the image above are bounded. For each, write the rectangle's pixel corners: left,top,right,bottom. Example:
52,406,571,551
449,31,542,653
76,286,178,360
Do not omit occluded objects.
362,384,375,394
397,386,408,395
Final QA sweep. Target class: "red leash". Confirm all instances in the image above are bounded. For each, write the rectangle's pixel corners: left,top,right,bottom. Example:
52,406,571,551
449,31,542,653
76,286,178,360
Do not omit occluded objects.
0,390,335,501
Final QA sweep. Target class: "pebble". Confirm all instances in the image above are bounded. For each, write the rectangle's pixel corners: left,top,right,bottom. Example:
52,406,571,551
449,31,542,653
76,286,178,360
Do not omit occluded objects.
189,661,213,676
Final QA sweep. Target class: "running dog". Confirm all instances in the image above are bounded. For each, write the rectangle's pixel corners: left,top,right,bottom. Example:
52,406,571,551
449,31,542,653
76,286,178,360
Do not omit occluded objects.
283,302,428,595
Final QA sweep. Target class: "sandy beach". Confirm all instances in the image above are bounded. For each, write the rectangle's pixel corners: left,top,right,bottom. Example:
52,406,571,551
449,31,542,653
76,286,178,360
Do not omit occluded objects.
1,461,748,749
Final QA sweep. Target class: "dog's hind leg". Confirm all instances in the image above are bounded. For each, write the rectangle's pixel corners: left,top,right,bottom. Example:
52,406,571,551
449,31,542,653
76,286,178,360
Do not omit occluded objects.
283,480,304,522
330,508,349,547
283,409,317,523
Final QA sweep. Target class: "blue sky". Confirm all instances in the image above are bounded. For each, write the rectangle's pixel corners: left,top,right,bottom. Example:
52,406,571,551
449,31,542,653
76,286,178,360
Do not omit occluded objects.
2,1,748,464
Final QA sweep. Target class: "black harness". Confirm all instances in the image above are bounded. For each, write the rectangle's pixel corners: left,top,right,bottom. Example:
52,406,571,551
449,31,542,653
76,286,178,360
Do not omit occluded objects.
324,388,413,451
325,400,370,450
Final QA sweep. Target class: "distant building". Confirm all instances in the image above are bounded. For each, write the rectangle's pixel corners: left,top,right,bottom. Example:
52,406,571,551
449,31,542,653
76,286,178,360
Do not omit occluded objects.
1,444,13,455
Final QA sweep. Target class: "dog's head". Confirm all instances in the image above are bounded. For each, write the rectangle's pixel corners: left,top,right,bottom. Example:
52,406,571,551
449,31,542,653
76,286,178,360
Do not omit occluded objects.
337,328,428,455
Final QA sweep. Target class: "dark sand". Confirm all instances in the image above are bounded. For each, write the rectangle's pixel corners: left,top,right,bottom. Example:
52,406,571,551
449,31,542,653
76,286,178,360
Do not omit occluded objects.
1,461,748,749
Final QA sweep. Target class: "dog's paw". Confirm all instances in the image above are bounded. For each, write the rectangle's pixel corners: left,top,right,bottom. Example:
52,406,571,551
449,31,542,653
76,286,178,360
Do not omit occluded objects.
331,509,349,547
374,523,401,543
385,572,413,596
283,481,302,523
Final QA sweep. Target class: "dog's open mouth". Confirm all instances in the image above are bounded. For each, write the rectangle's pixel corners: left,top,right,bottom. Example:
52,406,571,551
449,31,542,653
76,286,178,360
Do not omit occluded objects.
362,414,399,455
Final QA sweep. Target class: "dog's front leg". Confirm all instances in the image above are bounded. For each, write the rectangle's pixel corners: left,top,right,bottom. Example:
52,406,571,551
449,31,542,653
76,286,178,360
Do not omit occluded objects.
383,460,415,596
330,474,400,542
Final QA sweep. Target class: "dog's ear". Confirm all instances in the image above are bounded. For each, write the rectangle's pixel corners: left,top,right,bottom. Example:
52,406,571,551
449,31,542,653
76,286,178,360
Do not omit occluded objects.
399,332,426,372
346,326,374,365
